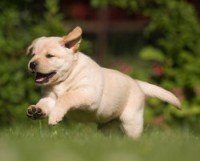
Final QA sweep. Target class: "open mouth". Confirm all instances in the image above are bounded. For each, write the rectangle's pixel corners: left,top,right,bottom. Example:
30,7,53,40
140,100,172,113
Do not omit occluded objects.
35,72,56,84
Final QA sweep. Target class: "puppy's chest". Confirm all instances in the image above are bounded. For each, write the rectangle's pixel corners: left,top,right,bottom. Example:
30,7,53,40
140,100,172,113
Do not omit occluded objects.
52,83,69,96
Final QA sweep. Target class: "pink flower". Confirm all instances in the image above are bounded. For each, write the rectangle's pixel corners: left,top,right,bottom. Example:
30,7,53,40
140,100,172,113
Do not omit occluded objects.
117,61,133,74
152,63,164,76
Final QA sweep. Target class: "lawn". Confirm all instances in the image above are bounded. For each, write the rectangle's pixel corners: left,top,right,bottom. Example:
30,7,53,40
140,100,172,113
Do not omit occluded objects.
0,121,199,161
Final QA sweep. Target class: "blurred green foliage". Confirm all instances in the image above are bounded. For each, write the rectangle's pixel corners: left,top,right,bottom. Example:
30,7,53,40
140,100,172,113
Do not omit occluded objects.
91,0,200,126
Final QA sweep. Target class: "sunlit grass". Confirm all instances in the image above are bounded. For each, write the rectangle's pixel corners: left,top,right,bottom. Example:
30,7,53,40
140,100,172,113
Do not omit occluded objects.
0,121,199,161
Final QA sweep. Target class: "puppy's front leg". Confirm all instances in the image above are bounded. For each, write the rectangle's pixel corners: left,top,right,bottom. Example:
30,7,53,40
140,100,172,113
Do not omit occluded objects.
27,95,56,120
48,91,93,125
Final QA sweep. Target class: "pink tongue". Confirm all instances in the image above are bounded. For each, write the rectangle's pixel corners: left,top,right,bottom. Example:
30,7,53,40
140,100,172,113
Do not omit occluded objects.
36,77,45,82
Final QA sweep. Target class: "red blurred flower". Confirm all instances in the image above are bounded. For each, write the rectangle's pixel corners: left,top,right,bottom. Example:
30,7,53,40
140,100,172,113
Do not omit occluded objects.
117,61,133,74
70,2,89,20
152,63,164,76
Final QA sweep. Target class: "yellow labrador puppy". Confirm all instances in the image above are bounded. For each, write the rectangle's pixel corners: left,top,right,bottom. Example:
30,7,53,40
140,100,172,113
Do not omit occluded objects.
27,27,181,138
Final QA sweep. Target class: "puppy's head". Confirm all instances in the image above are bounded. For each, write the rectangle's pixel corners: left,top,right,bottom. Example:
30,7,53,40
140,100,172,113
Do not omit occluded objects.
27,26,82,86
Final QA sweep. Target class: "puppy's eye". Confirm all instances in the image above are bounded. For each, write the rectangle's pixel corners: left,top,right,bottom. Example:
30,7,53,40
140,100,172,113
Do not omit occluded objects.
46,54,54,58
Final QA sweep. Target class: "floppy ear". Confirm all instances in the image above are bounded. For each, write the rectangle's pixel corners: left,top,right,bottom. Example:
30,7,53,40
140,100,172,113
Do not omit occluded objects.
26,37,47,55
60,26,82,53
26,45,33,55
26,41,35,55
26,38,40,55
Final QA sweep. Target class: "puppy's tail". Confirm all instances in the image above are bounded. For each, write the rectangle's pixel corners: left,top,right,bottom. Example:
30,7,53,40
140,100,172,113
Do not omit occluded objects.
136,80,181,109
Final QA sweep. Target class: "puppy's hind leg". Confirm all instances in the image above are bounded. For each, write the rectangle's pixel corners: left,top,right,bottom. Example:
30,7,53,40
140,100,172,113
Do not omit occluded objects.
120,92,145,139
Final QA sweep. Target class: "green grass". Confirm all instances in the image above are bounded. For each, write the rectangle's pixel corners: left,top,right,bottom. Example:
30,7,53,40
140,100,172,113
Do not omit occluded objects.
0,121,199,161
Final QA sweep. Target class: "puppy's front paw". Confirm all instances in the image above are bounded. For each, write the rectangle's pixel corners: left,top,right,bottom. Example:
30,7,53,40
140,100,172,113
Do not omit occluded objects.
27,105,45,120
48,112,63,125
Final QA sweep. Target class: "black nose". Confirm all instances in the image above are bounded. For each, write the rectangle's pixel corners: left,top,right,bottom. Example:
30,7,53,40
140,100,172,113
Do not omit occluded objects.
30,61,37,70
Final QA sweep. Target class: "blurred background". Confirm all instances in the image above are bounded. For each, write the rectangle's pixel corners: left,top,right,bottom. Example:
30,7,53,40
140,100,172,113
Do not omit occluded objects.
0,0,199,131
